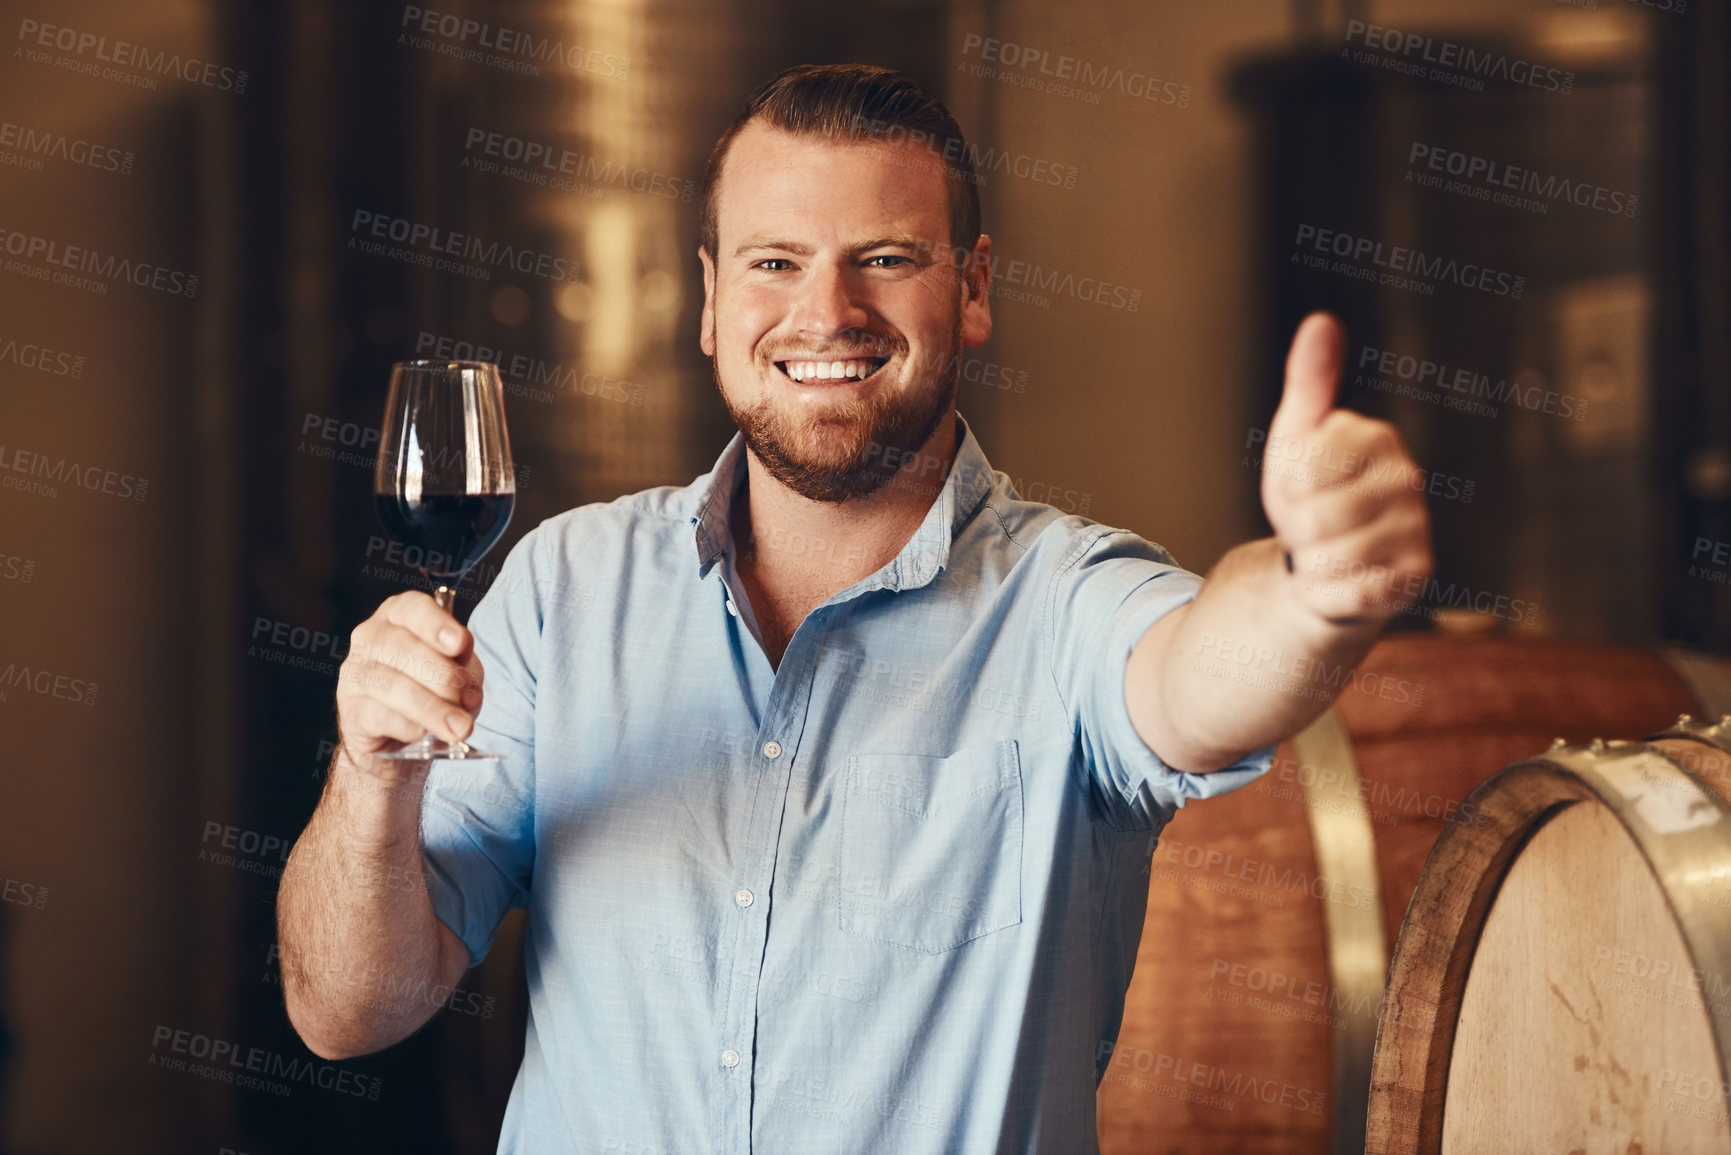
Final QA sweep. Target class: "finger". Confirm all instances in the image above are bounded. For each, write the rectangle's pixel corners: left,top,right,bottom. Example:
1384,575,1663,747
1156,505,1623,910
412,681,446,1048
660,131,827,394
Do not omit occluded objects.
350,623,473,704
1262,427,1393,504
460,652,485,709
1268,312,1345,441
1306,415,1415,493
1291,514,1434,613
1304,414,1402,489
1295,513,1431,586
1263,452,1381,499
1302,551,1435,623
346,663,472,743
378,591,472,658
1275,482,1398,548
350,697,436,749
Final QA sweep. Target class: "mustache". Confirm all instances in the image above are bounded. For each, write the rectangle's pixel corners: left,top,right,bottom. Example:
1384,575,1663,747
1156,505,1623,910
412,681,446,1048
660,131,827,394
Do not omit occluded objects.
762,336,906,361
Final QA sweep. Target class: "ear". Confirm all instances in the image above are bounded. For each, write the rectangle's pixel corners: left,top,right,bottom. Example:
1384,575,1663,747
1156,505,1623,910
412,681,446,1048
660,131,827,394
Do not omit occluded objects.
698,245,718,357
959,233,993,351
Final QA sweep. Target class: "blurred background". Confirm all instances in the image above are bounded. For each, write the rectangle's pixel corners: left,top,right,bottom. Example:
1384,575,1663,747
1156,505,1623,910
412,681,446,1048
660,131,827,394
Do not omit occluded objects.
0,0,1726,1150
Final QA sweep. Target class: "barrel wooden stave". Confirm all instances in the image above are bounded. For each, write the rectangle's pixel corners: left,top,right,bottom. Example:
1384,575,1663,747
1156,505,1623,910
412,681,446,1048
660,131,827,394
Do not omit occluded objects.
1101,763,1334,1154
1331,636,1701,737
1442,798,1730,1152
1368,737,1731,1154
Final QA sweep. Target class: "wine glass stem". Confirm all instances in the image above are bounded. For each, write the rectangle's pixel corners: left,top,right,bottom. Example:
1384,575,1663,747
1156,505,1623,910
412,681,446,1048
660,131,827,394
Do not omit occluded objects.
432,581,472,755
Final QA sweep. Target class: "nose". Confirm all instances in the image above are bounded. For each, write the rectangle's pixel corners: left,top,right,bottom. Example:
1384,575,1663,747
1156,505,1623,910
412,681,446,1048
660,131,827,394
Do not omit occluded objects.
788,259,870,338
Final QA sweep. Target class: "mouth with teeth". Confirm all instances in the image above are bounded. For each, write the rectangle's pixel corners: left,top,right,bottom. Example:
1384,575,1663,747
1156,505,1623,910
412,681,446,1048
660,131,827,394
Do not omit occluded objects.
774,356,890,384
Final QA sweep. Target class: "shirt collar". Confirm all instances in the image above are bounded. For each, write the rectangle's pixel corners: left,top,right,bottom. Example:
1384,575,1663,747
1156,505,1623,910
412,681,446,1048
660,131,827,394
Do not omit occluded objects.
690,413,997,593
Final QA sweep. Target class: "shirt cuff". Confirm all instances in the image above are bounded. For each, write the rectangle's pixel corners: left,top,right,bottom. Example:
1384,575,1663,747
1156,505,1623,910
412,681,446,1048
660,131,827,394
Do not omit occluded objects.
420,796,518,969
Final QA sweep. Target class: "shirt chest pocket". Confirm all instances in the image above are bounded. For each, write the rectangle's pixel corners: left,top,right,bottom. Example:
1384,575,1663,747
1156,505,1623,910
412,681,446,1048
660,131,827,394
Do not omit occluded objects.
836,739,1023,954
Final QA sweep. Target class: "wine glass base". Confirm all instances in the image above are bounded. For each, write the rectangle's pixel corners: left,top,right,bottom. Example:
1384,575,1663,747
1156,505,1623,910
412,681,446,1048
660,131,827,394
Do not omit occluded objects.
374,740,503,762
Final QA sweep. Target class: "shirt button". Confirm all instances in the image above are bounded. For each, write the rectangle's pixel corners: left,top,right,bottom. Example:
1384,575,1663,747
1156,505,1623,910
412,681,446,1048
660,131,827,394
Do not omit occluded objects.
721,1049,741,1068
735,888,754,908
726,598,739,617
762,741,783,759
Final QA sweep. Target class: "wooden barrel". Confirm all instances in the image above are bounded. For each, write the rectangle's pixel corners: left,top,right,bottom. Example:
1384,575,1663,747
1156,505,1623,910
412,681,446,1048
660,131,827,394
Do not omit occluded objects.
1366,718,1731,1153
1098,635,1731,1155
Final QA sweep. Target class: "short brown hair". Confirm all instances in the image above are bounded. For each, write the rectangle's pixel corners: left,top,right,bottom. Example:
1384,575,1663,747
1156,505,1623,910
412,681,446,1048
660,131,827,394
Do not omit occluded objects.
699,63,982,262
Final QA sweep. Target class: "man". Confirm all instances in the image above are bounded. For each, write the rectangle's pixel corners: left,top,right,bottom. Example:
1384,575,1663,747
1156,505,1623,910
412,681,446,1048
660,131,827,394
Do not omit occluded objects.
279,63,1431,1153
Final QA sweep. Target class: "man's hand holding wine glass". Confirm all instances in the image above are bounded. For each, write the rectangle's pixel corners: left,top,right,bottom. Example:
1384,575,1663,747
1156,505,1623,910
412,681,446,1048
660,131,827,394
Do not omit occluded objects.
334,591,485,776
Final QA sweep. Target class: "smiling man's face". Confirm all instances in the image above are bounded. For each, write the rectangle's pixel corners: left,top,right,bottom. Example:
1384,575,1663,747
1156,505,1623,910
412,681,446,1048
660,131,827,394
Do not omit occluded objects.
699,119,992,503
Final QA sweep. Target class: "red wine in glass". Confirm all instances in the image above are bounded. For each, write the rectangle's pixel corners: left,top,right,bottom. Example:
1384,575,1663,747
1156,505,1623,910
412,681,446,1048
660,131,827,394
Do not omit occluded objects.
372,360,516,761
373,493,514,587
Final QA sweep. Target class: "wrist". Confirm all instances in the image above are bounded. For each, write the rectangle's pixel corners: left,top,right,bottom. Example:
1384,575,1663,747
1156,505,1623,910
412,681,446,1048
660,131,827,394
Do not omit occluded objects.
326,746,429,849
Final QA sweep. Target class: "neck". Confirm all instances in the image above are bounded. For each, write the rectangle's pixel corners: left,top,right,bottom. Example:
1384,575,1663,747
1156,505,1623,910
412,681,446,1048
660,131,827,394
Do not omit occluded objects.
734,410,960,594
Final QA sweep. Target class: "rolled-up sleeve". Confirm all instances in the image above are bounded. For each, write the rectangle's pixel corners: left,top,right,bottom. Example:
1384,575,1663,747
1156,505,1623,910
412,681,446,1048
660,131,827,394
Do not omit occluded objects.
1047,526,1273,826
420,525,542,967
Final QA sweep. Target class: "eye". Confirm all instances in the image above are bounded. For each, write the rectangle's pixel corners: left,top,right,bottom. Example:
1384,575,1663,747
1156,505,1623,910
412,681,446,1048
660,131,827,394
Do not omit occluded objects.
865,255,911,269
752,258,794,272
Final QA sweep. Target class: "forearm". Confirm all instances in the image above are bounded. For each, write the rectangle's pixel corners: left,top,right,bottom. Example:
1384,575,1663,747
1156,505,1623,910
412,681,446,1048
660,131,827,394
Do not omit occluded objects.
277,750,465,1059
1124,537,1382,773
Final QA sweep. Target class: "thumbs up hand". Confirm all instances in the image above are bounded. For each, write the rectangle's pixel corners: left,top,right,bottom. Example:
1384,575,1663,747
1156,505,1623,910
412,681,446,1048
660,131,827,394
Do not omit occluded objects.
1260,313,1434,626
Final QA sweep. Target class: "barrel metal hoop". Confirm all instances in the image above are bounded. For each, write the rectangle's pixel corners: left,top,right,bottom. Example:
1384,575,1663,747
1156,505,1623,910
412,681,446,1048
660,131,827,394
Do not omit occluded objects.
1663,650,1731,723
1292,706,1386,1155
1650,714,1731,758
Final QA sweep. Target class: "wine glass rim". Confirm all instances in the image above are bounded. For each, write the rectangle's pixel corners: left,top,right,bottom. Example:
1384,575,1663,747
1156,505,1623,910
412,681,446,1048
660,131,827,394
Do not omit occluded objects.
393,359,502,372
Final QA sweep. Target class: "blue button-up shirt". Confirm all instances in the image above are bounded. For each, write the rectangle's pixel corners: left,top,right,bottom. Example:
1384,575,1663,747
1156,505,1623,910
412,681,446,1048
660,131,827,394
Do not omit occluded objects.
421,414,1272,1154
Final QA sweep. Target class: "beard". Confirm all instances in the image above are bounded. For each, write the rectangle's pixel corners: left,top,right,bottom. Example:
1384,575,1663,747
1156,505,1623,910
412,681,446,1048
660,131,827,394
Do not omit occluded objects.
714,309,962,504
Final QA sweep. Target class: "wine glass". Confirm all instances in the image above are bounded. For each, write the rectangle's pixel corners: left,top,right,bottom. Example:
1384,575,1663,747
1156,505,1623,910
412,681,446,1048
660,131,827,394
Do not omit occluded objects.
372,360,516,761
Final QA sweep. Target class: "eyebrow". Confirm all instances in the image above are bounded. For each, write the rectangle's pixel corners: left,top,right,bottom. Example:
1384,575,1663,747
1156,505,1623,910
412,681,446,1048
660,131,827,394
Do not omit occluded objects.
732,233,930,259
